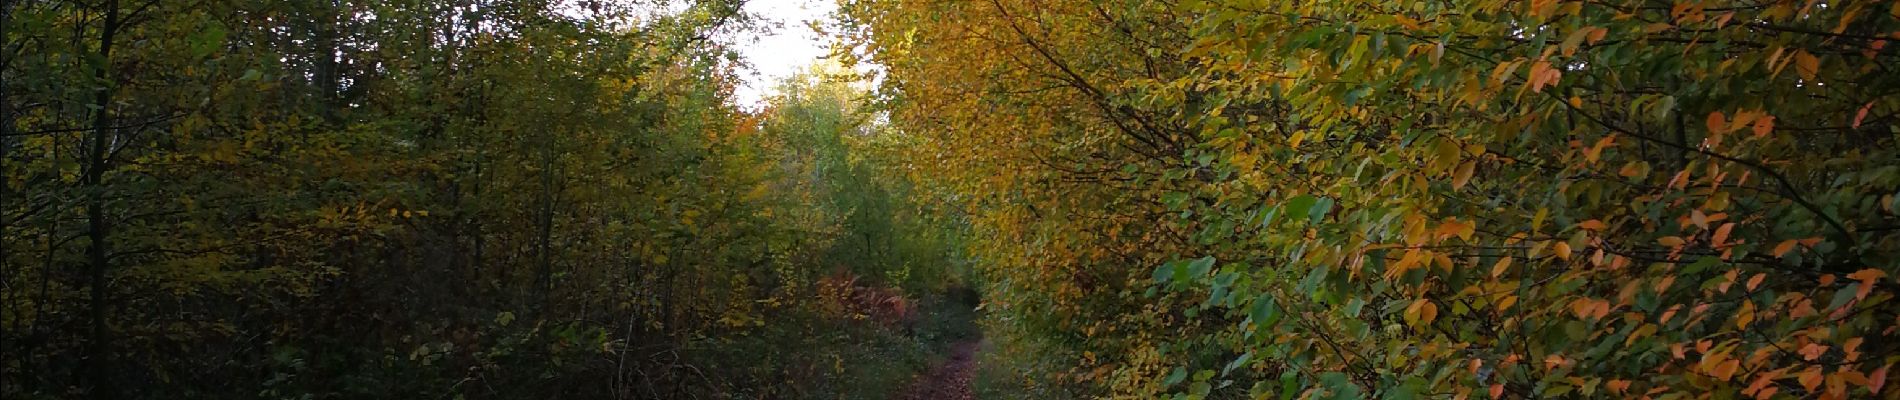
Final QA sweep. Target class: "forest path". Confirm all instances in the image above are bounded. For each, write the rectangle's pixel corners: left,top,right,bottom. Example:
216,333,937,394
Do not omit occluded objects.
895,339,982,400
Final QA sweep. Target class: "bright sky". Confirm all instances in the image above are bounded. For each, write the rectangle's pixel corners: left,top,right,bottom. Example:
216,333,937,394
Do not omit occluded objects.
732,0,836,107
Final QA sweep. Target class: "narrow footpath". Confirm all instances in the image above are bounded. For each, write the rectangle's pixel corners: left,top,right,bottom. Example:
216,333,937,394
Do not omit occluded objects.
896,339,982,400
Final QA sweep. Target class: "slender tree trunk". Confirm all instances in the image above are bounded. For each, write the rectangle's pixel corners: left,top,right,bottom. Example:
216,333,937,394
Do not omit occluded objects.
313,0,341,123
0,0,16,388
535,136,555,308
0,0,13,371
82,1,120,397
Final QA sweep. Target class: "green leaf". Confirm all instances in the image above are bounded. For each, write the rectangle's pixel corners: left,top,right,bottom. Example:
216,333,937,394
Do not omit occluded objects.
1284,195,1318,224
1259,204,1283,227
1251,293,1282,329
1320,371,1362,400
1223,352,1254,376
1154,260,1182,284
1188,256,1216,277
1828,284,1860,311
1309,196,1333,224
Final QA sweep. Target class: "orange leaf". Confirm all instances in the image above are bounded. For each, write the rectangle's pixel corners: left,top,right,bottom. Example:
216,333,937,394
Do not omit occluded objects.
1800,342,1829,360
1707,111,1729,134
1607,379,1631,394
1753,115,1775,137
1773,239,1799,257
1405,299,1435,326
1655,275,1676,293
1660,304,1681,323
1578,219,1607,231
1711,359,1740,381
1658,236,1686,247
1855,102,1874,129
1871,364,1888,394
1712,223,1735,246
1747,273,1767,291
1798,366,1824,391
1850,268,1885,300
1544,354,1568,370
1849,268,1887,283
1572,298,1597,319
1553,241,1572,260
1734,300,1755,329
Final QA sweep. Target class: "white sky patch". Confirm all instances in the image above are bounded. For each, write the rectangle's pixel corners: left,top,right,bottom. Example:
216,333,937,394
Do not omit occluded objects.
733,0,836,107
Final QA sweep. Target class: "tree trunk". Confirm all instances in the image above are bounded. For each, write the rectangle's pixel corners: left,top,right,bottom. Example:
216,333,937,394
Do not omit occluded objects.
536,132,555,309
82,0,121,397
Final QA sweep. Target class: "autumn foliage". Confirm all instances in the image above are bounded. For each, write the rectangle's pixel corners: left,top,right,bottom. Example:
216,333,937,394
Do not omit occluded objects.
840,0,1900,398
1,1,965,399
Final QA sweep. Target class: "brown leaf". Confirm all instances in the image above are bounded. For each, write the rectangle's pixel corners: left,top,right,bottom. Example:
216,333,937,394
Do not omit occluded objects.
1794,50,1820,81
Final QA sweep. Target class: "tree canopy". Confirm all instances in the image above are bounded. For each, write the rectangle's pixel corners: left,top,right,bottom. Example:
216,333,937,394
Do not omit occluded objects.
7,0,1900,399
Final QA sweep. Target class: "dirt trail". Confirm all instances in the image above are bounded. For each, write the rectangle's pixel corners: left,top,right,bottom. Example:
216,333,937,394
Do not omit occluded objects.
896,339,982,400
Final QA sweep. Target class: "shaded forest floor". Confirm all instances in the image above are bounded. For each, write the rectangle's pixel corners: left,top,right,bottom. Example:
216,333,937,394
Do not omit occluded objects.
896,338,983,400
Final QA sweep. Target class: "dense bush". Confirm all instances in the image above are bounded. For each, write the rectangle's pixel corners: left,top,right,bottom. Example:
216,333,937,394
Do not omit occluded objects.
841,0,1900,398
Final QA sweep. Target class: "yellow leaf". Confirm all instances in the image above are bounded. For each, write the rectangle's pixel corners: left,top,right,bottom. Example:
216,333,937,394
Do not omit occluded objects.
1618,161,1649,177
1404,299,1424,326
1436,218,1476,241
1491,256,1515,278
1451,160,1476,189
